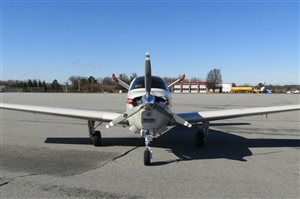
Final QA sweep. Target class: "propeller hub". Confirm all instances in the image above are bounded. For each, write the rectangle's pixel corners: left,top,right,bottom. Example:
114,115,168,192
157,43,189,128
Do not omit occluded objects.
142,94,155,105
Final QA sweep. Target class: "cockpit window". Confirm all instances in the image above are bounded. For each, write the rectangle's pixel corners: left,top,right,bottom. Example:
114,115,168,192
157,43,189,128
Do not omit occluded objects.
129,76,169,91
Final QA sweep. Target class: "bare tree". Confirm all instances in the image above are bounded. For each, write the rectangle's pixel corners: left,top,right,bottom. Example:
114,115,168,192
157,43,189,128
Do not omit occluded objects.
206,68,222,92
102,76,114,85
69,76,81,91
129,73,138,82
190,77,203,82
119,73,129,84
163,76,178,84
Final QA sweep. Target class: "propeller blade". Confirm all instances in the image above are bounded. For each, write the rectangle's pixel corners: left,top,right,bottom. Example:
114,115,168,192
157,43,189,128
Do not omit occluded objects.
145,52,152,97
106,104,144,128
153,104,192,128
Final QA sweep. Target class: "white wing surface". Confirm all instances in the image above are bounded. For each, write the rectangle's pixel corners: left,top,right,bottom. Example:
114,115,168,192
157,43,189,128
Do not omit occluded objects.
0,103,121,122
178,104,300,123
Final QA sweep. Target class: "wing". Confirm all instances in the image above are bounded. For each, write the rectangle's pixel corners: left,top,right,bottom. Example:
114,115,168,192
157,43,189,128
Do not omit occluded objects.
0,103,121,122
177,104,300,123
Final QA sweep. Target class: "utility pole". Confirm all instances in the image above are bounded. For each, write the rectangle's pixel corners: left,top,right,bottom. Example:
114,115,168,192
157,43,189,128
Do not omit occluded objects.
65,82,68,92
78,79,80,92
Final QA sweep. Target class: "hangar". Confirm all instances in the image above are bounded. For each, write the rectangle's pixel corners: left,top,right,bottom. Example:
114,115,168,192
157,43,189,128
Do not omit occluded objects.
173,82,234,93
173,81,208,93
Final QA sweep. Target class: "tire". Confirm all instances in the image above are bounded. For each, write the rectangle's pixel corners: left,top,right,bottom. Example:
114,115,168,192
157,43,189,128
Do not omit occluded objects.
144,150,151,166
92,131,102,146
196,131,205,147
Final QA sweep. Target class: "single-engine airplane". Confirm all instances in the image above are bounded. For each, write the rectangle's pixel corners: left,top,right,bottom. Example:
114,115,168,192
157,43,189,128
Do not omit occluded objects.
1,53,300,165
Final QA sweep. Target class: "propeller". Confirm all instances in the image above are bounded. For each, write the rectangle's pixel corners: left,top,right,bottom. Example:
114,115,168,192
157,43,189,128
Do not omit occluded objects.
106,104,145,128
145,52,151,98
153,103,192,128
106,52,192,129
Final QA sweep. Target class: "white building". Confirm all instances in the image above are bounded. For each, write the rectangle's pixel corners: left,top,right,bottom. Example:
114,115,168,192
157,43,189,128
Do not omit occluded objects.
173,81,208,93
221,83,233,93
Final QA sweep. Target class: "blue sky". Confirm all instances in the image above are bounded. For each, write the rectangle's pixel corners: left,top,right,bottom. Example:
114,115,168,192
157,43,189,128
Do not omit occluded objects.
1,1,299,85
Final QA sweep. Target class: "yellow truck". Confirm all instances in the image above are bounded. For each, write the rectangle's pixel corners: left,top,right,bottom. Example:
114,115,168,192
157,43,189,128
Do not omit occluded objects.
231,87,254,93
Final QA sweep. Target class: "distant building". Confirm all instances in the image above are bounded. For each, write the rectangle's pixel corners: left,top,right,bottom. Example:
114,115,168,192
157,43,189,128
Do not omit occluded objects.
174,81,208,93
0,86,6,92
221,83,233,93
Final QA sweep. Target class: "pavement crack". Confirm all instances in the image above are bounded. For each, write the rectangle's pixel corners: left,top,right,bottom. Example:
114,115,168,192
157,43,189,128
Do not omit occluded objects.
112,145,143,161
77,144,143,175
0,181,10,186
0,173,37,187
99,144,143,167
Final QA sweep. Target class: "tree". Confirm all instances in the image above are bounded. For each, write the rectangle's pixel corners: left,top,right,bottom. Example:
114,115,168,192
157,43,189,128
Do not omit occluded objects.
87,76,97,92
38,80,42,88
206,68,222,92
50,79,62,92
119,73,129,84
190,77,203,82
69,76,81,91
42,81,47,91
129,73,138,82
32,80,38,87
163,76,177,84
27,79,33,87
102,76,113,85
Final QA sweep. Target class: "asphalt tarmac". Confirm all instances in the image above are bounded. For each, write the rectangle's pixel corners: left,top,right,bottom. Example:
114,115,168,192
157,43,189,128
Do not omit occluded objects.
1,93,299,198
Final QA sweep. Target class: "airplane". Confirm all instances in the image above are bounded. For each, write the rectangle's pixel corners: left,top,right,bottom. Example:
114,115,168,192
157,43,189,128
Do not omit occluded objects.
1,53,300,165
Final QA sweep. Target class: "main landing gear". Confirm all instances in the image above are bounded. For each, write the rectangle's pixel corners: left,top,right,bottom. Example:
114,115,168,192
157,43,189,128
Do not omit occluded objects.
196,122,209,147
143,130,154,166
88,120,102,146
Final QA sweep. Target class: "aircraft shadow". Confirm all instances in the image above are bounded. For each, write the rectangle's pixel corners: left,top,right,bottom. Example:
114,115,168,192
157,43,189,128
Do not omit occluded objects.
45,137,144,147
45,125,300,165
150,126,300,166
44,122,250,146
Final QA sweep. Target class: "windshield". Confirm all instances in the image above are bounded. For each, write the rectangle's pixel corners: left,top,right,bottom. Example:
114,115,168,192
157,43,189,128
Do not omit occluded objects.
129,76,169,91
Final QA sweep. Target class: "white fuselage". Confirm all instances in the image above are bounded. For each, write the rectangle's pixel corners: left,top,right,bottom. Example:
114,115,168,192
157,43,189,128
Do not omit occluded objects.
126,88,172,135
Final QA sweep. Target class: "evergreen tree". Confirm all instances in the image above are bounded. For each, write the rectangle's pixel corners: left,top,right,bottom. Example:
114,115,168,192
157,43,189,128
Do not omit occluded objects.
27,79,33,87
50,79,61,92
32,80,38,87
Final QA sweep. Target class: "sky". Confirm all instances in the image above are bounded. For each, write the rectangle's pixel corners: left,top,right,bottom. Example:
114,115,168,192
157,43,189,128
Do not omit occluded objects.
1,0,299,85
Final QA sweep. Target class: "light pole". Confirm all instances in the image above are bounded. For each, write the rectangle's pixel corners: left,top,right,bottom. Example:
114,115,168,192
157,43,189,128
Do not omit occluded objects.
65,82,68,92
78,79,81,92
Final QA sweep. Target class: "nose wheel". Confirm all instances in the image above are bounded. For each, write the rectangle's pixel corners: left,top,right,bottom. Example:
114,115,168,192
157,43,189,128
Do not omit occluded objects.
144,150,151,165
143,130,153,166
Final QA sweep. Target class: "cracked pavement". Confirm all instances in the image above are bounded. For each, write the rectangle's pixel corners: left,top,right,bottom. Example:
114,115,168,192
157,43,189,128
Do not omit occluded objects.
1,93,300,198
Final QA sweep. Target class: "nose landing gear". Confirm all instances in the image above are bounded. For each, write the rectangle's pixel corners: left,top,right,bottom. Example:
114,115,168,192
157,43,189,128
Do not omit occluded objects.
143,130,154,166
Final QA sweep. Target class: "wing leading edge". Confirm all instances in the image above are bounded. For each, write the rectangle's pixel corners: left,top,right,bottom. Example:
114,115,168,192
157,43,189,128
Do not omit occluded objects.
0,103,121,122
178,104,300,123
1,103,299,125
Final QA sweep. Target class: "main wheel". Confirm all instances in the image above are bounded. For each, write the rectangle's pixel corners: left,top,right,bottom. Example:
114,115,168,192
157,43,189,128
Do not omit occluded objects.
196,131,205,147
92,131,102,146
144,150,151,166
